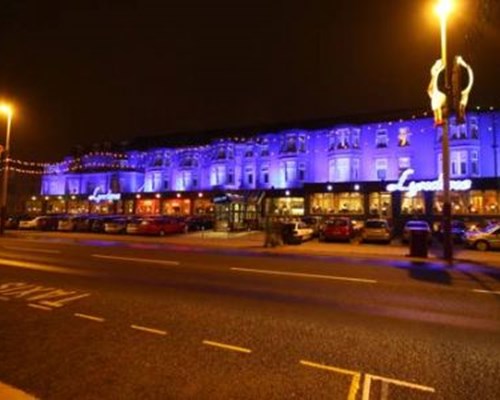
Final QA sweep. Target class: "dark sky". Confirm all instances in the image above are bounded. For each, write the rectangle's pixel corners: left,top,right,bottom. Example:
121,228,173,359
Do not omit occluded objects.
0,0,499,162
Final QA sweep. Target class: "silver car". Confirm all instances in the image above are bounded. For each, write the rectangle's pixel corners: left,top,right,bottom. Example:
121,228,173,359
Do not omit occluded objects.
465,224,500,251
361,219,392,243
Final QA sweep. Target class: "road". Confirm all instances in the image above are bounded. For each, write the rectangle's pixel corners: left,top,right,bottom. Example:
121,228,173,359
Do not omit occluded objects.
0,232,499,399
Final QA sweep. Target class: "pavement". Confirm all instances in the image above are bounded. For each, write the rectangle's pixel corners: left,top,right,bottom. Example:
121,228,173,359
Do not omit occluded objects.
8,229,499,268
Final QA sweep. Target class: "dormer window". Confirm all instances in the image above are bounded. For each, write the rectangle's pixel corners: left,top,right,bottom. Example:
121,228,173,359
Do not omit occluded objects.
352,129,360,148
244,145,254,158
260,139,270,157
179,153,198,168
216,147,226,160
469,117,479,139
336,129,350,149
398,127,411,147
282,136,297,153
376,130,388,148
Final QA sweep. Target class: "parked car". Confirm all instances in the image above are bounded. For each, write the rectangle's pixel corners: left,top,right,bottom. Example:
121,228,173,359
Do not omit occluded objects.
127,217,186,236
104,217,130,234
91,216,118,233
402,220,432,243
436,220,467,243
465,223,500,251
361,219,392,243
300,216,322,237
185,216,214,232
19,215,59,231
319,217,353,242
57,216,79,232
281,221,314,244
5,215,31,230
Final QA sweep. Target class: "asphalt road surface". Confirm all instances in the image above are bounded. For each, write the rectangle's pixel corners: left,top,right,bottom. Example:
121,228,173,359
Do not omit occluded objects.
0,233,499,400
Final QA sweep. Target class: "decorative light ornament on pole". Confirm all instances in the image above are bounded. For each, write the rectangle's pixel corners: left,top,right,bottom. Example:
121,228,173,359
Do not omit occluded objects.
429,0,474,263
0,103,13,235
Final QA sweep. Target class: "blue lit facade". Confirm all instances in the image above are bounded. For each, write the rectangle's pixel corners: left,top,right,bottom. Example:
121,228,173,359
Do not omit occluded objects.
34,110,500,228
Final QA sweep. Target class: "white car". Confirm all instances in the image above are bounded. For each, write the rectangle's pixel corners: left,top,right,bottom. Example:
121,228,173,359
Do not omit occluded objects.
465,224,500,251
282,222,314,244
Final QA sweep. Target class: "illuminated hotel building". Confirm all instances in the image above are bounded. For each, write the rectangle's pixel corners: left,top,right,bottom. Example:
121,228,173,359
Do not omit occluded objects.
32,110,500,230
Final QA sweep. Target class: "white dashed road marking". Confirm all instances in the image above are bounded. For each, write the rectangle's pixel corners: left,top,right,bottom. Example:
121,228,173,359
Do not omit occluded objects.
92,254,180,266
74,313,105,322
202,340,252,354
472,289,500,295
130,324,167,336
3,246,61,254
0,258,105,277
28,303,52,311
231,267,377,284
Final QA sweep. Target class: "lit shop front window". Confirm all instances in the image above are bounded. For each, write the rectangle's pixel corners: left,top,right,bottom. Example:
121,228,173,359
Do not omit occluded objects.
461,190,500,215
67,200,89,214
194,198,214,215
433,192,468,214
90,202,114,214
47,199,66,214
162,199,191,215
309,193,364,215
401,193,425,215
369,192,392,217
136,199,160,215
272,197,304,216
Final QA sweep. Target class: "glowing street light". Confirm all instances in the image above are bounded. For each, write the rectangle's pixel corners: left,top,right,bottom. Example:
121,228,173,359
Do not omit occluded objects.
0,103,13,235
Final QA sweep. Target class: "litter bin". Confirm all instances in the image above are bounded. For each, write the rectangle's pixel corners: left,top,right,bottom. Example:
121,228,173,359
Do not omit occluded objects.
409,228,429,257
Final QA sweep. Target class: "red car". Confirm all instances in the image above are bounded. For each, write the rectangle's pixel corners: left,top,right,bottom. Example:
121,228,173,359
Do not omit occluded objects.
127,217,186,236
319,217,354,242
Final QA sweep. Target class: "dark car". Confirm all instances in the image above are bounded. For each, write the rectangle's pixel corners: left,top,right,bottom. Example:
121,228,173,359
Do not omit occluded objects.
319,217,354,242
185,216,214,232
436,220,467,243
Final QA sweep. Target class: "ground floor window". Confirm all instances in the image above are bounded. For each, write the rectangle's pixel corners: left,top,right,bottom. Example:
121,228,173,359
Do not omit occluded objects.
90,202,115,214
123,200,135,214
434,190,500,215
401,193,425,215
136,199,160,215
369,192,392,217
47,199,66,214
161,199,190,215
25,200,43,214
271,197,305,216
67,200,89,214
309,192,363,215
193,198,214,215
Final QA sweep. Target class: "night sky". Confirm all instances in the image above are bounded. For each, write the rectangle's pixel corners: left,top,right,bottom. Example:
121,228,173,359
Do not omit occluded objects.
0,0,499,162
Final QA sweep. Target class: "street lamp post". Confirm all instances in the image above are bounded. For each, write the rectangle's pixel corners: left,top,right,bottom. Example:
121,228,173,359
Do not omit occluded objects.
0,104,13,235
436,0,453,263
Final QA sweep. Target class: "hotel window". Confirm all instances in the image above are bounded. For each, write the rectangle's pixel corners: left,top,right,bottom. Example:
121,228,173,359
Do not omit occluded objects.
152,172,162,192
163,178,170,191
433,192,467,214
245,166,254,185
192,174,198,188
375,129,388,148
227,168,234,185
298,163,306,182
282,161,297,183
282,136,297,154
375,158,388,180
215,147,226,160
436,126,443,142
261,165,269,184
351,159,360,181
152,156,163,167
484,190,500,214
181,171,192,190
298,135,306,153
471,151,479,176
451,150,467,177
211,166,225,186
352,129,360,148
398,157,411,174
458,124,467,139
335,158,350,182
328,132,336,152
469,117,479,139
336,129,349,149
338,192,364,214
309,193,363,215
398,127,411,147
244,146,254,158
260,139,270,157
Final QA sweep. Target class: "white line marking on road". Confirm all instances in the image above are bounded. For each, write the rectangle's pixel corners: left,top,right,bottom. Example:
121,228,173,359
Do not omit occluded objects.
0,295,9,301
231,267,377,284
92,254,180,266
27,303,52,311
202,340,252,354
472,289,500,295
130,324,167,336
300,360,361,400
3,246,61,254
74,313,105,322
0,258,105,277
0,380,37,400
362,373,435,399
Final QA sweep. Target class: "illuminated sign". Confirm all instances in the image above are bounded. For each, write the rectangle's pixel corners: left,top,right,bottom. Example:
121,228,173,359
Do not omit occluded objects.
386,169,472,197
88,188,121,202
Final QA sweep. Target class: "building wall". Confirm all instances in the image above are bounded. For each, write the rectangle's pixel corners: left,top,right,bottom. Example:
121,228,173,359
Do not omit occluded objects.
41,111,500,196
